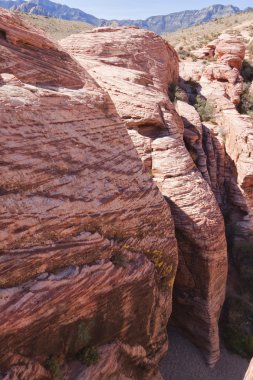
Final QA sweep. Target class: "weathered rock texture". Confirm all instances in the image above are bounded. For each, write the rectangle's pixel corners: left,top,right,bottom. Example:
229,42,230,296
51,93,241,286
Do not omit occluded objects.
0,10,178,379
179,33,253,358
61,26,228,365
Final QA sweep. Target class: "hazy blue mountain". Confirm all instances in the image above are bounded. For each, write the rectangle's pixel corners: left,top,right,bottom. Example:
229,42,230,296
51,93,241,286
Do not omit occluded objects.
0,1,243,33
0,0,100,25
100,4,241,33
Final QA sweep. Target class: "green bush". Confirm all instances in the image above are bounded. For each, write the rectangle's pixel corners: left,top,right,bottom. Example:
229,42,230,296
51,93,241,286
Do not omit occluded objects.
168,82,176,102
111,252,127,268
45,356,61,379
77,321,91,346
241,60,253,82
168,84,188,103
224,327,253,357
77,346,100,367
194,95,215,121
238,84,253,119
223,295,253,358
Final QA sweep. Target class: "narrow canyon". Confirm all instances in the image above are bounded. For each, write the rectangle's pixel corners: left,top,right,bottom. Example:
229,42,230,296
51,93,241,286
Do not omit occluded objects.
0,8,252,380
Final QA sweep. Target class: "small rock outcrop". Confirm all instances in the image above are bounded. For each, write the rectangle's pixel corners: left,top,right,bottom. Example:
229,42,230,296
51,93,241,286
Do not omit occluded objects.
190,34,245,104
0,10,178,379
61,26,228,366
215,34,246,70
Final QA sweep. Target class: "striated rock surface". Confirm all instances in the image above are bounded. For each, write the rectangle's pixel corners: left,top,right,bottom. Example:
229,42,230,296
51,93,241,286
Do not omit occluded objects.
1,357,49,380
175,100,211,184
215,34,246,70
61,26,228,365
180,34,246,105
0,10,178,379
192,46,214,59
180,31,253,359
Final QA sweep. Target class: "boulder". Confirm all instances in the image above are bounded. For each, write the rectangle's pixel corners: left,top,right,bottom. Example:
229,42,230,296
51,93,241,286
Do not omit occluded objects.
215,35,246,70
192,47,214,59
0,10,178,379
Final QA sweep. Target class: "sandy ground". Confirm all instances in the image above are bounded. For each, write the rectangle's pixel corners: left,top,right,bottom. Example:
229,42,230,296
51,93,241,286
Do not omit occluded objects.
160,328,250,380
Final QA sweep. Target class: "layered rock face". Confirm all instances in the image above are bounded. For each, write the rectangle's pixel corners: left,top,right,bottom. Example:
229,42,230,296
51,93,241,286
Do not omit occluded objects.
61,27,228,365
0,10,178,379
180,34,253,358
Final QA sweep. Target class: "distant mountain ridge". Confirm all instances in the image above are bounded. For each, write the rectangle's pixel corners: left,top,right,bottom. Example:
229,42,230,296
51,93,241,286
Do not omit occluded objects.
0,0,100,25
0,0,245,33
101,4,241,34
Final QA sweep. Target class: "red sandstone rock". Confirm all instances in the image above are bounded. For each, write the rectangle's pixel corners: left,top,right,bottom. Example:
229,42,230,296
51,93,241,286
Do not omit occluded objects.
192,47,214,59
75,342,165,380
203,64,240,84
202,122,226,207
181,59,243,105
61,27,228,365
181,33,253,331
1,357,49,380
0,11,178,379
175,100,211,185
178,30,253,363
0,9,90,89
179,61,205,82
215,35,246,70
244,358,253,380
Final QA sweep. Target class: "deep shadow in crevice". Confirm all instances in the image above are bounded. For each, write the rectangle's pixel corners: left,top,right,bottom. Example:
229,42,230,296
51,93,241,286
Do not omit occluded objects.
0,29,7,41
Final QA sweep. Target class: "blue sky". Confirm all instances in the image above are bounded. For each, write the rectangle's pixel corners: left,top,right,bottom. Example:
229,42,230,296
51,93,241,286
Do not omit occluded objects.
53,1,252,19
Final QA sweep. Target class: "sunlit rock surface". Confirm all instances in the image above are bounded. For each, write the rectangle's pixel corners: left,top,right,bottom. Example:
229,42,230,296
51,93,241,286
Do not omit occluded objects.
61,26,228,366
0,11,178,379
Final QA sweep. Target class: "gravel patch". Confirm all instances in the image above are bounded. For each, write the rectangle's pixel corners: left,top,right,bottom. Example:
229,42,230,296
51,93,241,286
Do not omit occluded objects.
160,328,250,380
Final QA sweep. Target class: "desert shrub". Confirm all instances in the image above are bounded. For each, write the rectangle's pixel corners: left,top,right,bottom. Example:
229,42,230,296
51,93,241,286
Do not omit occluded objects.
168,82,176,102
191,55,197,62
234,240,253,289
177,48,190,60
223,294,253,358
111,252,127,267
77,321,91,346
224,327,253,357
238,83,253,118
169,83,190,103
194,95,215,121
77,346,100,367
146,169,154,178
174,86,187,102
241,60,253,82
45,356,61,379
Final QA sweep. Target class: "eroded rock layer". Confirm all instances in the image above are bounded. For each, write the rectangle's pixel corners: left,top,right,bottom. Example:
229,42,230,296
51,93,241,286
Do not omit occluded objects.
0,10,178,379
180,33,253,358
61,26,228,365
